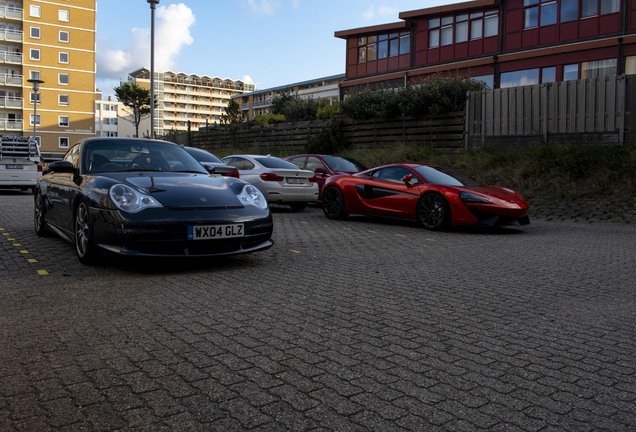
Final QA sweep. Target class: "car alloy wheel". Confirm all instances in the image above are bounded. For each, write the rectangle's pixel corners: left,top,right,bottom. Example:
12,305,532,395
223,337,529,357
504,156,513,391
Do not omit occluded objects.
418,193,449,230
322,186,348,220
75,201,97,264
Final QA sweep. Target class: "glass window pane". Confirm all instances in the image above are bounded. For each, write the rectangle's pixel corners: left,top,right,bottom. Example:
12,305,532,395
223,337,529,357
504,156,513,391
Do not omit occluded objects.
525,6,538,28
390,38,399,56
456,21,468,42
441,26,453,45
367,43,377,61
524,0,539,5
441,16,453,25
472,74,494,89
378,40,388,59
429,29,440,47
471,19,483,39
358,47,366,63
600,0,620,14
399,34,410,55
500,69,540,88
582,0,597,17
484,15,498,36
564,64,579,81
560,0,579,21
457,14,468,22
541,67,556,83
581,58,617,79
429,18,440,28
625,56,636,75
540,2,557,26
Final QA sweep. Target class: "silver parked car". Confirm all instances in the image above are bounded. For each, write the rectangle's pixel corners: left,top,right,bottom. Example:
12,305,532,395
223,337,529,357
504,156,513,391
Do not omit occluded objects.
222,154,319,211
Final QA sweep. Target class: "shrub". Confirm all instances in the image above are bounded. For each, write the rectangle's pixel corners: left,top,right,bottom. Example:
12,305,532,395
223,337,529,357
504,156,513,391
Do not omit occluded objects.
306,118,347,154
252,113,286,126
316,103,342,120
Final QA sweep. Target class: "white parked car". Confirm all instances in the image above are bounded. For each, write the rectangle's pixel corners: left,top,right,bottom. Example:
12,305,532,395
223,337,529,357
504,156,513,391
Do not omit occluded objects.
222,154,319,211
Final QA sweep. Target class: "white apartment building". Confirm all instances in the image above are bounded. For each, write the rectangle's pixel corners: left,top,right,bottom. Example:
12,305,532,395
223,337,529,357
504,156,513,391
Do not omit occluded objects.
95,95,120,137
128,68,255,136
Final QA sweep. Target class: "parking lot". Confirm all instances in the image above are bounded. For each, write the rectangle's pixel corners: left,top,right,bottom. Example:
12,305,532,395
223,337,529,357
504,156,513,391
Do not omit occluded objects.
1,190,635,431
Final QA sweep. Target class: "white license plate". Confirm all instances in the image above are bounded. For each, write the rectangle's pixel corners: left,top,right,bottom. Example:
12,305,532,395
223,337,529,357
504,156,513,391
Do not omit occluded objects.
5,164,22,169
188,224,244,240
286,178,305,184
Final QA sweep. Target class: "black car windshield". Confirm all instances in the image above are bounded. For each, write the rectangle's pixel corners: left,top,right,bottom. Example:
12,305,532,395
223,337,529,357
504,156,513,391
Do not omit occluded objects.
322,156,366,172
83,139,208,174
254,157,301,170
185,147,224,164
414,166,482,187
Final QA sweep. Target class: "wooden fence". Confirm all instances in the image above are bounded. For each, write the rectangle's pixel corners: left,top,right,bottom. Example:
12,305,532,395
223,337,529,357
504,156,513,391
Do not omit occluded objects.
465,74,635,148
163,113,465,155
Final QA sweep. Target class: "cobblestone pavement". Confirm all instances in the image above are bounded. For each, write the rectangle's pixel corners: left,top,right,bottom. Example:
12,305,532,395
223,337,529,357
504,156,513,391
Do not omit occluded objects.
1,190,635,431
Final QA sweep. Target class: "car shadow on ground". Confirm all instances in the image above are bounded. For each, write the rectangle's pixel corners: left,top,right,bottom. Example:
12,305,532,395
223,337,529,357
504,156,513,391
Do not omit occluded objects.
332,214,529,235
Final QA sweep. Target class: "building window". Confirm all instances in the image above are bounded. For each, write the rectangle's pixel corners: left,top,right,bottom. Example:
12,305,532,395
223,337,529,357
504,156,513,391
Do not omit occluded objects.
59,73,69,85
524,0,557,28
440,16,453,46
30,49,40,61
473,74,494,89
484,10,499,36
358,32,409,63
455,14,469,43
560,0,579,21
30,70,41,80
626,56,636,75
29,92,41,104
30,114,41,126
59,9,70,22
30,27,41,39
581,58,617,79
500,69,540,88
564,64,579,80
582,0,597,16
600,0,620,14
59,31,69,43
59,52,69,64
59,95,69,106
59,137,69,149
30,5,41,17
541,66,557,83
59,116,69,127
429,18,440,47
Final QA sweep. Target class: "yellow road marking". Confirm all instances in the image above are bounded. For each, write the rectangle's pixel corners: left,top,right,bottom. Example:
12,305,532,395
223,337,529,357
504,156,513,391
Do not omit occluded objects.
13,243,22,247
37,270,49,276
28,258,38,263
290,249,302,254
19,250,29,254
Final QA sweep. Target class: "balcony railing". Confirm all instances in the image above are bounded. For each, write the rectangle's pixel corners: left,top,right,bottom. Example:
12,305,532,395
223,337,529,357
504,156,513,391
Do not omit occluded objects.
0,119,24,130
0,6,22,20
0,96,22,108
0,29,23,42
0,51,22,64
0,73,22,87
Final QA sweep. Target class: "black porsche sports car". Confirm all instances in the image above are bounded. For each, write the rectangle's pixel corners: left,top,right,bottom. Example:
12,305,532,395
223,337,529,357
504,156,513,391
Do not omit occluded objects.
34,137,274,264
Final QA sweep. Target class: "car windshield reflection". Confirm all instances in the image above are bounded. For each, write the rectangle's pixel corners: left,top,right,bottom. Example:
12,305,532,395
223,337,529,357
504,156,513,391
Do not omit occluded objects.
83,139,207,174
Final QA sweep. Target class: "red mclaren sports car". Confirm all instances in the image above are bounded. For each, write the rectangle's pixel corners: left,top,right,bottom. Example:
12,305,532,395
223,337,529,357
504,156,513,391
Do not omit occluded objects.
321,163,530,230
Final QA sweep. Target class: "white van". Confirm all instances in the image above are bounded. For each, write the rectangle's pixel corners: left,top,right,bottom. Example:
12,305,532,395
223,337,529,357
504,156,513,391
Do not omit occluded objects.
0,136,42,193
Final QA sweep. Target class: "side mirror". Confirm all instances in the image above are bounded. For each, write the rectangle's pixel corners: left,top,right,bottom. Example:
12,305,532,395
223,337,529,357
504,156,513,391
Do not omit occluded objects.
47,160,74,174
314,167,328,175
402,173,414,187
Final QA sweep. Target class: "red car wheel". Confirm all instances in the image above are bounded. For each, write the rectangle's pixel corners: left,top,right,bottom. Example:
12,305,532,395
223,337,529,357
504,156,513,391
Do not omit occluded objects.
418,193,450,230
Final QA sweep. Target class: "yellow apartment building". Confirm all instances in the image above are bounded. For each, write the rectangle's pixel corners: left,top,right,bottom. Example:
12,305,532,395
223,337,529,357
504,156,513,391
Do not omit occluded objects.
1,0,96,160
128,68,256,137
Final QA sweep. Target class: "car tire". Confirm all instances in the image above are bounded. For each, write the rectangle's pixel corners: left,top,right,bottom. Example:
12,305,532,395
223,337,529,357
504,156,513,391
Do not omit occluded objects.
322,186,348,220
418,193,450,230
34,191,50,237
289,203,307,212
75,200,98,265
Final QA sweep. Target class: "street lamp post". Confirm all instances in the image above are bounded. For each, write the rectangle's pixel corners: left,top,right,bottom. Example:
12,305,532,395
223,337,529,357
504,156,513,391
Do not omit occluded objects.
27,78,44,145
147,0,159,138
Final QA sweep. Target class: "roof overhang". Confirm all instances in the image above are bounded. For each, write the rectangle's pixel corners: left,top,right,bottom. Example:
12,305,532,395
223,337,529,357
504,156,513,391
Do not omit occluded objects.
399,0,498,19
334,21,409,39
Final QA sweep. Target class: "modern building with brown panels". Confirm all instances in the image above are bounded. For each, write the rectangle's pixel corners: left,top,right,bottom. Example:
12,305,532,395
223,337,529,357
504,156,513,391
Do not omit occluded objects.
1,1,96,160
335,0,636,95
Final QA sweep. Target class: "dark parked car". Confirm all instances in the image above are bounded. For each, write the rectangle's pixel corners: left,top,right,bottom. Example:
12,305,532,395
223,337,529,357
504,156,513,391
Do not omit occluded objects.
183,146,239,178
322,163,530,230
285,154,366,199
34,137,273,264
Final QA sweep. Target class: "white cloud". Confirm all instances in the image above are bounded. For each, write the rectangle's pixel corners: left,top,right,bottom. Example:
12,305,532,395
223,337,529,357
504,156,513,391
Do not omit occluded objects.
96,3,195,82
241,75,255,84
362,5,398,21
245,0,279,15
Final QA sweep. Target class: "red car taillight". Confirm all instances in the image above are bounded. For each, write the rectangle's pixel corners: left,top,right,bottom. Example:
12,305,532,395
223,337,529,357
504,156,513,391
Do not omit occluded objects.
227,169,240,178
308,176,318,183
260,172,284,181
37,164,43,173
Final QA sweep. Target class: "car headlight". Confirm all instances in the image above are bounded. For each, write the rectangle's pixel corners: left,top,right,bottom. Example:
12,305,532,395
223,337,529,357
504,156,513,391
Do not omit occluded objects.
109,184,163,213
460,191,491,204
237,184,268,209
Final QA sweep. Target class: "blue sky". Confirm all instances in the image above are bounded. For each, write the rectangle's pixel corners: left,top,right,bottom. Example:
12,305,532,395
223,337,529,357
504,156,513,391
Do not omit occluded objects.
96,0,462,98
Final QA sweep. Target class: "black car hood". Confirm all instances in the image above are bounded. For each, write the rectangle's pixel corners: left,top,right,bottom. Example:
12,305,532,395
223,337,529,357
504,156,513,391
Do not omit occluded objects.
123,173,242,207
